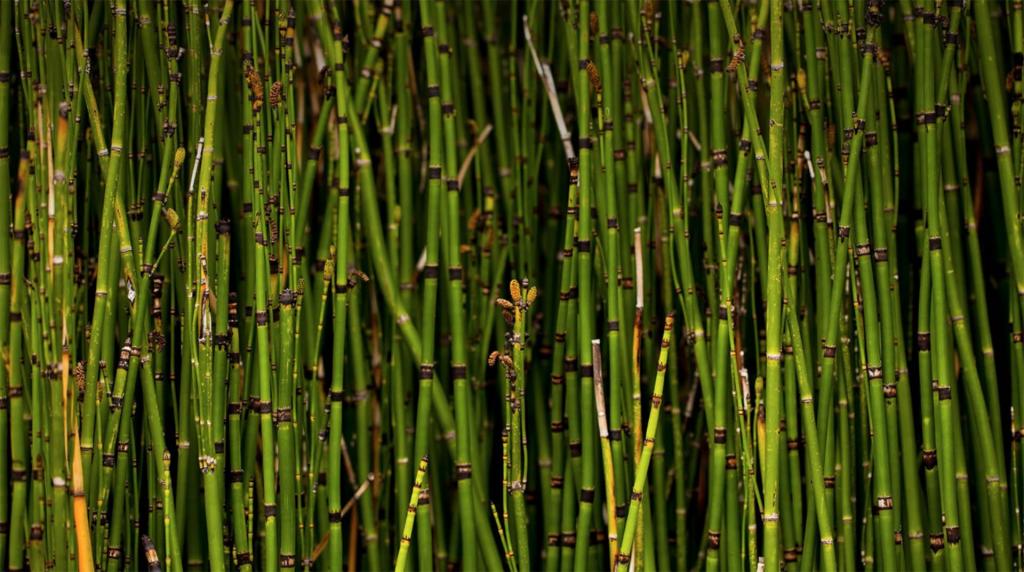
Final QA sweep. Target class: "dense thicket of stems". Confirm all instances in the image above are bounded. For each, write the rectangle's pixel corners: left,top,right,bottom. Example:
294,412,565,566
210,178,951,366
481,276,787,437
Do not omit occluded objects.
3,1,1024,571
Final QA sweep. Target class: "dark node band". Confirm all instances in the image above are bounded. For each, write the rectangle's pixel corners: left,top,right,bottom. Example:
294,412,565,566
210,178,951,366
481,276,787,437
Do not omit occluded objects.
916,332,931,350
708,532,721,549
922,449,937,469
713,427,726,443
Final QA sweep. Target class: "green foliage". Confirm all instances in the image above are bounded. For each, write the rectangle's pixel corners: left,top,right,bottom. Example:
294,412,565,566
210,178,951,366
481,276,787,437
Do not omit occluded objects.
1,1,1023,570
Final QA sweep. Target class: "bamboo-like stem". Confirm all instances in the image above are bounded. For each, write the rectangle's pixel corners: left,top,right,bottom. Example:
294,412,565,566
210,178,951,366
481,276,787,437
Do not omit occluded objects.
761,3,787,570
322,2,352,570
431,1,482,567
615,314,673,572
592,339,617,568
395,456,429,572
189,5,233,571
0,0,12,560
572,3,600,570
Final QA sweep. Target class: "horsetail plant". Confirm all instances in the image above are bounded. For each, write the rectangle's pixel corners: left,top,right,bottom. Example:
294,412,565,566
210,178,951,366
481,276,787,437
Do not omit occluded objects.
2,0,1024,571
